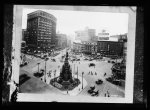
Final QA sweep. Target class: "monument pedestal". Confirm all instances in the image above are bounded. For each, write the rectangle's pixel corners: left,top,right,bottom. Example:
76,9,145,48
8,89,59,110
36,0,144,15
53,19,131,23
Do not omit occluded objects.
50,51,81,91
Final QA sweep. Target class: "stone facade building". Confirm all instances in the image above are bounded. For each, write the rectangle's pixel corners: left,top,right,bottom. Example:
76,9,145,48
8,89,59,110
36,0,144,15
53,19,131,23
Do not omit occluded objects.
25,10,57,53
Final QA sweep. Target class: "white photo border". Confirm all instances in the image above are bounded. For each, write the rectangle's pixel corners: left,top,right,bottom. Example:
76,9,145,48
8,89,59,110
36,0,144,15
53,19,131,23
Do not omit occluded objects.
11,5,136,103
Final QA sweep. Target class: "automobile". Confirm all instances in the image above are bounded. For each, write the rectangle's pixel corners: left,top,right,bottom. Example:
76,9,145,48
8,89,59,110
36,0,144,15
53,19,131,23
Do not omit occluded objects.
90,85,95,90
20,61,28,67
112,80,122,86
89,63,95,67
108,60,111,63
24,61,28,65
43,55,47,58
84,58,88,60
88,86,95,94
76,59,80,61
111,61,115,64
72,59,76,61
88,89,94,94
51,59,56,62
45,57,49,60
33,70,44,78
41,56,45,59
106,77,113,82
89,59,93,61
91,90,99,96
95,79,103,85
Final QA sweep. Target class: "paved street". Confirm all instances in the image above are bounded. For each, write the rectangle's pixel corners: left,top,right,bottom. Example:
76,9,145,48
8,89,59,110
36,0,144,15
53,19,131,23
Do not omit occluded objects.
19,49,125,98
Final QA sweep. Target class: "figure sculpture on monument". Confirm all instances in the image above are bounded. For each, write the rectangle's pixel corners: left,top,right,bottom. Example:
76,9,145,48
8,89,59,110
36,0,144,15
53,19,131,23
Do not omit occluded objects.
50,51,80,91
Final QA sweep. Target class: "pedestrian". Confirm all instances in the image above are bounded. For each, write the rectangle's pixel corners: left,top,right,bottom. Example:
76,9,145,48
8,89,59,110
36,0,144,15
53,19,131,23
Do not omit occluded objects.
107,90,109,96
107,90,108,94
104,93,106,97
95,72,97,75
91,71,93,75
79,88,80,91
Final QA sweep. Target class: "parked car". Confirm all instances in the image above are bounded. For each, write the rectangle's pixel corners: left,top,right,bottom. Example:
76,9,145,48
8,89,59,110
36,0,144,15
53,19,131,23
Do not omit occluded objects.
88,89,94,94
43,55,47,58
51,59,56,62
89,63,95,67
111,61,115,64
76,59,80,61
20,61,28,67
45,57,49,60
33,70,44,78
91,90,99,96
89,59,93,61
72,59,76,61
112,80,122,86
106,77,113,82
84,58,88,60
108,60,111,63
88,86,95,94
95,79,103,85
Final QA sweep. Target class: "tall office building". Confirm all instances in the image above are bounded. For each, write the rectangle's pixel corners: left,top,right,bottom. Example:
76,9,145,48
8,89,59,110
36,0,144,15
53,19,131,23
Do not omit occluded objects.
56,33,67,50
75,27,96,42
25,10,57,53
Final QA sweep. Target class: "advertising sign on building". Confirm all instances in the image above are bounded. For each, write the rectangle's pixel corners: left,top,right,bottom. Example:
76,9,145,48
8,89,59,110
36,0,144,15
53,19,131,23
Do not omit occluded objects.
98,37,109,41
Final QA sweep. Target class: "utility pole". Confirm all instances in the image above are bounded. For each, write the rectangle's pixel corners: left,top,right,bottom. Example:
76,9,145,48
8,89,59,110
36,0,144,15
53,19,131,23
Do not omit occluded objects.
54,70,56,86
77,66,78,85
74,63,75,78
82,72,84,89
45,60,46,82
44,58,48,83
37,63,40,73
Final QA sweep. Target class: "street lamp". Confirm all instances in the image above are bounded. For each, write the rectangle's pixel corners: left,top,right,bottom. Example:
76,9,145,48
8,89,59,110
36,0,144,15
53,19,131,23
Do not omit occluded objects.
54,70,56,87
82,72,84,89
37,63,40,73
44,58,48,83
77,66,78,85
74,63,75,78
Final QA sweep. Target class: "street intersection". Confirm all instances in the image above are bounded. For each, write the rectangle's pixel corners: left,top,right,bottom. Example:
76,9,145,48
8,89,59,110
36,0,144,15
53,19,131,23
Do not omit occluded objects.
19,49,125,98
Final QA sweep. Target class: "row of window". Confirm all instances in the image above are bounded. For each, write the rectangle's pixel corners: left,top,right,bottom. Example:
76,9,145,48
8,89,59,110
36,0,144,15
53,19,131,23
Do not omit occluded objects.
38,23,52,27
27,18,55,29
38,39,51,42
38,37,51,39
38,28,52,32
28,31,52,35
28,12,55,20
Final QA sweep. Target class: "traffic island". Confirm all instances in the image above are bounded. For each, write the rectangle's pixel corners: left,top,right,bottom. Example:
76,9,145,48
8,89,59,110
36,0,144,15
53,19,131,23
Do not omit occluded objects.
50,77,80,91
50,75,87,96
49,51,87,96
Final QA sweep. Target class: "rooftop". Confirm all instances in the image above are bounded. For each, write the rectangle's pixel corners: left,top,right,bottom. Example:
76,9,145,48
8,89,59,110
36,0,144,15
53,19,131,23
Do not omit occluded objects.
27,10,57,21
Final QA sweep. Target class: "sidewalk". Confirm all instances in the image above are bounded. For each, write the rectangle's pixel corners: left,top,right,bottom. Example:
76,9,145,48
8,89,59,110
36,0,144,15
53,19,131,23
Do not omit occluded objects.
54,75,87,96
19,70,62,94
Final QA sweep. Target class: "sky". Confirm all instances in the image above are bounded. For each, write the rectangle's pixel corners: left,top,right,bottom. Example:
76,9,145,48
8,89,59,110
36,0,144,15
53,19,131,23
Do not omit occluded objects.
22,8,129,39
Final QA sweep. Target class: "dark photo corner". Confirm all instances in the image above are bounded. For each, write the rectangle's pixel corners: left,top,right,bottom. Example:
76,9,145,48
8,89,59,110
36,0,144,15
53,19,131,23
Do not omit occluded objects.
2,4,146,108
